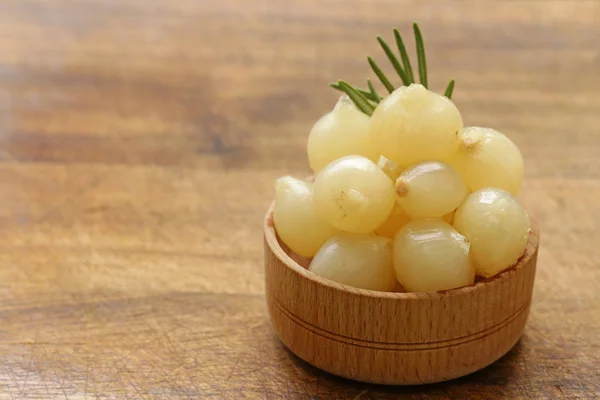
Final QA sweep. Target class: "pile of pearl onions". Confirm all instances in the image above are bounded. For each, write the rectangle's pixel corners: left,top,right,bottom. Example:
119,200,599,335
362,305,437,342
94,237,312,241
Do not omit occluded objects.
393,219,474,292
395,161,468,218
454,188,530,278
313,155,396,233
370,84,463,166
450,127,524,196
273,176,337,258
307,95,377,173
309,234,397,292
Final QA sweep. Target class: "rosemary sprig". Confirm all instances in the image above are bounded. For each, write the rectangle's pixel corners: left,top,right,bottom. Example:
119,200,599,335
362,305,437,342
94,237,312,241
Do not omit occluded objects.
413,23,428,89
330,80,375,116
330,82,377,111
330,23,456,115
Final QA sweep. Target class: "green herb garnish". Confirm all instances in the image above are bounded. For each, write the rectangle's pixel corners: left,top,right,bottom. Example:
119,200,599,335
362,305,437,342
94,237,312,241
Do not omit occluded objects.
330,23,455,116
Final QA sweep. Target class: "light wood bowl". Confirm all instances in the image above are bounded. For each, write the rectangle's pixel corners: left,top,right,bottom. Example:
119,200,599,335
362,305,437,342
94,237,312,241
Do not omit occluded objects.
264,204,539,385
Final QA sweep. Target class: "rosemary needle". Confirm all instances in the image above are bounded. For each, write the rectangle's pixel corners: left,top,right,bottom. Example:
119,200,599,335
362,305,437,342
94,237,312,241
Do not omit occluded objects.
367,79,383,102
413,22,428,89
332,23,456,115
376,36,410,86
368,57,395,94
444,79,455,99
394,28,414,84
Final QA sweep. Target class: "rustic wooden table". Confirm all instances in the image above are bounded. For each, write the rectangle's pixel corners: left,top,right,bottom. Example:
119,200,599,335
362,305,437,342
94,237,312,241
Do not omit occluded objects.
0,0,598,398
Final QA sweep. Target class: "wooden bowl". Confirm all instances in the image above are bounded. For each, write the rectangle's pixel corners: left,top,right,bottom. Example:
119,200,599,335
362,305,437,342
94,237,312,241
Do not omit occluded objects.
264,204,539,385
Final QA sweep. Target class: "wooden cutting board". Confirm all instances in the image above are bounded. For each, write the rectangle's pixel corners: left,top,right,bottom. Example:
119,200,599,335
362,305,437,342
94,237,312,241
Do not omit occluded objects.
0,0,597,398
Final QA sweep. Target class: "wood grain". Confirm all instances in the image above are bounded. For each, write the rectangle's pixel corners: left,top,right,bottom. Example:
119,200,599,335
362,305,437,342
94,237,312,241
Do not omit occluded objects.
0,0,597,398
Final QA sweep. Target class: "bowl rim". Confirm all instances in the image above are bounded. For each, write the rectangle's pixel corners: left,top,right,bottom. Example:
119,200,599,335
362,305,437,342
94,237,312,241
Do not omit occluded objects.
264,202,539,300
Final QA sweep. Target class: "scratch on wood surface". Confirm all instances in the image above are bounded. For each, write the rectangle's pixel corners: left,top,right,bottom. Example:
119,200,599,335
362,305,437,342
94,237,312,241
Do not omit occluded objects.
4,364,16,400
17,337,36,397
155,327,188,387
46,345,70,400
225,353,241,382
286,358,315,398
126,373,148,400
103,351,131,393
83,361,90,399
353,390,368,400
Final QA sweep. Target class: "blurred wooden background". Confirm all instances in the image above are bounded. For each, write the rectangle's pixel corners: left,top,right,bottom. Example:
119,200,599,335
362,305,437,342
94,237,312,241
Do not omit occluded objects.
0,0,598,398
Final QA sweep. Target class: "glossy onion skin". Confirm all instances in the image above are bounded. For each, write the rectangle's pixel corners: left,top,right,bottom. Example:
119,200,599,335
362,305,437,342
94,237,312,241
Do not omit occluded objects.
273,176,337,258
450,127,524,196
313,155,396,233
453,188,530,278
395,161,469,218
307,96,378,173
309,234,397,292
393,219,475,292
370,84,463,166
